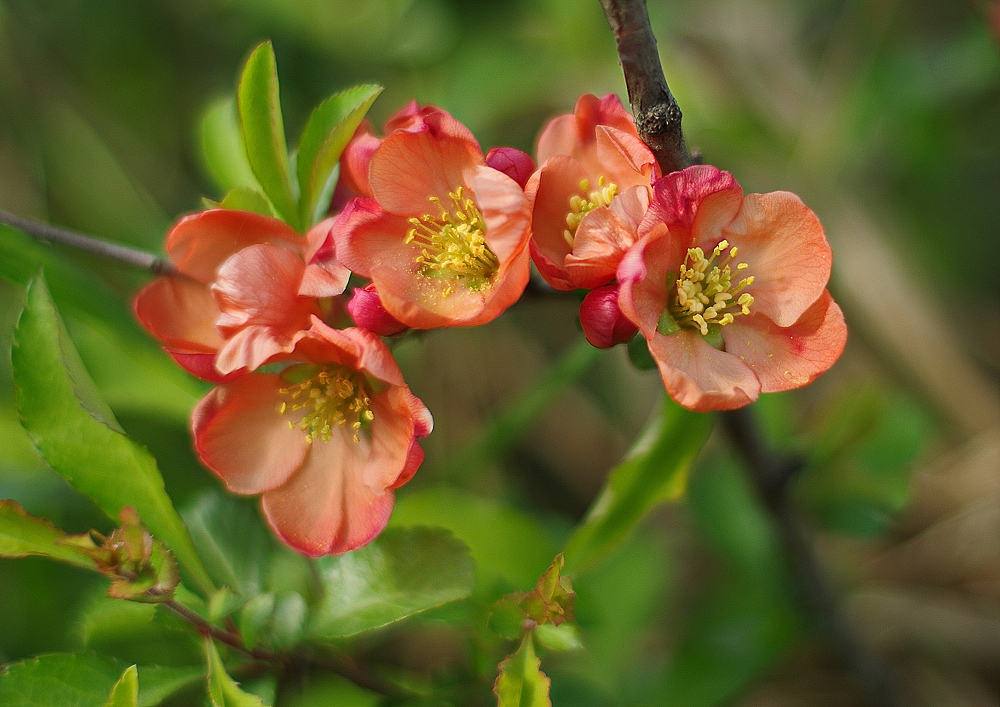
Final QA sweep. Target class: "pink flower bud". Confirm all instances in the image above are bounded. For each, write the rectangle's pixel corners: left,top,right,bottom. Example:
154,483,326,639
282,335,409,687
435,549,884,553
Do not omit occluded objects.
579,284,637,348
486,147,536,188
348,283,409,336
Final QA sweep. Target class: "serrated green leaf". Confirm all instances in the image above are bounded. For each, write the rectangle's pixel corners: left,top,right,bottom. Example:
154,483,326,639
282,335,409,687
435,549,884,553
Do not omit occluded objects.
218,186,276,217
103,666,138,707
296,84,382,227
181,491,273,597
205,640,269,707
0,499,94,568
0,654,202,707
12,277,213,594
309,527,475,639
237,41,299,230
493,635,551,707
563,398,712,574
200,96,261,194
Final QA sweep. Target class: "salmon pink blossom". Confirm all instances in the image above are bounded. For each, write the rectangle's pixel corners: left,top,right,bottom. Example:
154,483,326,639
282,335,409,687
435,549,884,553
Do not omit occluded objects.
333,106,532,329
134,209,349,379
527,94,659,291
192,319,432,556
617,165,847,411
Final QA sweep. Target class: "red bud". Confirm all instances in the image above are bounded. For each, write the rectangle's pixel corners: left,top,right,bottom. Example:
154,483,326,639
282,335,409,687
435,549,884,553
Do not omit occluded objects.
579,284,638,348
486,147,536,189
348,283,409,336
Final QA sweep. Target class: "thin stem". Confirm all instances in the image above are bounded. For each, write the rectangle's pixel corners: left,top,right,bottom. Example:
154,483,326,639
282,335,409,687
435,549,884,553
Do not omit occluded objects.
599,2,909,704
164,600,411,698
600,0,692,174
721,409,910,707
165,600,275,662
0,209,178,276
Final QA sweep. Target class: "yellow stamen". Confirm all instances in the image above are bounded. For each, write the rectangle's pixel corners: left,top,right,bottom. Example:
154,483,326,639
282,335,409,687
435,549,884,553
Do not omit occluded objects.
563,175,619,244
277,365,374,444
405,186,498,293
668,239,754,336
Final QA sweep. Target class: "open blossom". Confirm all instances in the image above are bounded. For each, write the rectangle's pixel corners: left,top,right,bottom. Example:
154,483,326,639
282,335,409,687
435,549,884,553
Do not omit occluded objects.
527,94,659,291
617,165,847,411
133,209,349,379
333,105,532,329
192,319,432,556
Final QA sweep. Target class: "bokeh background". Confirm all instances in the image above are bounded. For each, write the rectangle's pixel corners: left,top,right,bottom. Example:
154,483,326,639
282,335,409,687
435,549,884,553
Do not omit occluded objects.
0,0,998,704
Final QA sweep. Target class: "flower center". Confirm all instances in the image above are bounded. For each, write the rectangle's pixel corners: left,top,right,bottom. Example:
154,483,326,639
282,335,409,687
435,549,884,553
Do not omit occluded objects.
662,239,754,337
405,187,498,294
563,176,619,246
278,365,374,444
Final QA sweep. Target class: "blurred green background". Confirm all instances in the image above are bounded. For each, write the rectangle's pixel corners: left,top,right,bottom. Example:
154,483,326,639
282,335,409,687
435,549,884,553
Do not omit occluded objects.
0,0,998,704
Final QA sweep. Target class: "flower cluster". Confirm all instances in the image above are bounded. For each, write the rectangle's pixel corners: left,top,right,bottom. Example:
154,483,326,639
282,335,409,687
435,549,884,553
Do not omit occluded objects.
527,94,847,412
136,94,845,556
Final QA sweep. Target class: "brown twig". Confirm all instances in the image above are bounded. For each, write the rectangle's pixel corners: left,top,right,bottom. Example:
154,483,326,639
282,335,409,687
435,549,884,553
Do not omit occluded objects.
164,600,411,698
0,209,178,276
599,1,909,704
600,0,692,174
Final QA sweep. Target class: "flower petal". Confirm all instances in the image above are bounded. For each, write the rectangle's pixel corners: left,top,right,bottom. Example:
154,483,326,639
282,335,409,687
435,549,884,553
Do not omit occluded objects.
340,120,380,198
166,209,302,283
332,198,417,279
192,374,309,494
473,165,531,265
537,93,637,165
594,126,657,188
722,290,847,393
566,184,649,289
648,329,760,411
369,130,484,216
641,165,741,238
527,155,589,290
617,223,684,339
300,217,350,297
134,276,224,351
261,426,395,556
723,192,832,327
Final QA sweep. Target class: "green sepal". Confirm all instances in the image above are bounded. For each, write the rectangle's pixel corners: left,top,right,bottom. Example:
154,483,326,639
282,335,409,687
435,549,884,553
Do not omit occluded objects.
656,308,680,336
205,639,269,707
627,333,657,370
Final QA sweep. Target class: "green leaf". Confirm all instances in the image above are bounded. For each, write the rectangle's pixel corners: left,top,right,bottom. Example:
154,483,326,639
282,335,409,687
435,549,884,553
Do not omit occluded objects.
104,666,138,707
200,96,261,194
533,623,583,652
391,488,558,590
218,186,276,217
309,527,475,639
0,654,202,707
12,277,214,594
563,398,712,574
0,499,94,568
237,41,299,229
181,491,273,596
493,635,551,707
278,675,379,707
205,639,269,707
296,84,382,227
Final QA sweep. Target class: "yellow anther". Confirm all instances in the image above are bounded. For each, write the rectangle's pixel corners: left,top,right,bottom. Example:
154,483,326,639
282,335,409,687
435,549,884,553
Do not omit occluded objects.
406,186,498,293
278,365,374,444
666,240,755,336
563,174,619,245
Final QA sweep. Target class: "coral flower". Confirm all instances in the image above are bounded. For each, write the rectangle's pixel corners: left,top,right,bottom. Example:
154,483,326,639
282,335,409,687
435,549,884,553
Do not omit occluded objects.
617,165,847,411
333,106,532,329
134,209,349,379
192,319,432,556
527,94,659,291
